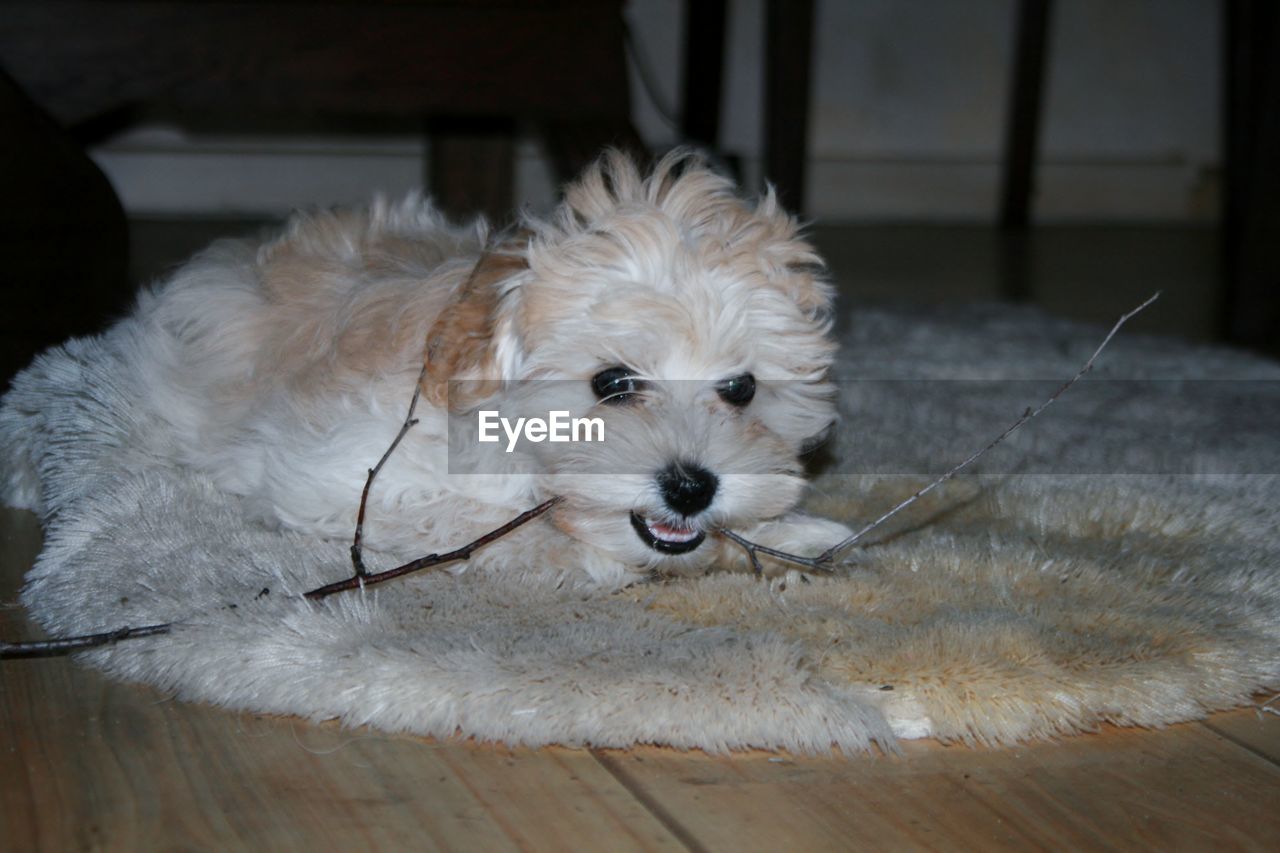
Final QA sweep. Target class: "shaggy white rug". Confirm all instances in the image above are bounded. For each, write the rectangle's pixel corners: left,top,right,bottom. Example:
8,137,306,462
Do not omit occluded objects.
3,303,1279,754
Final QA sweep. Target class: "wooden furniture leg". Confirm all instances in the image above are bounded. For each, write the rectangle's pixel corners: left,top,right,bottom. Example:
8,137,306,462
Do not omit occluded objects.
998,0,1054,303
763,0,815,215
542,119,648,186
428,120,517,227
1222,0,1280,356
681,0,729,151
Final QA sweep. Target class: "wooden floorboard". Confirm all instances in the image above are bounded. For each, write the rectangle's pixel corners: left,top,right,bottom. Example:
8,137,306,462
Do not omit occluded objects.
1203,701,1280,764
0,660,684,850
3,506,1279,851
594,721,1280,852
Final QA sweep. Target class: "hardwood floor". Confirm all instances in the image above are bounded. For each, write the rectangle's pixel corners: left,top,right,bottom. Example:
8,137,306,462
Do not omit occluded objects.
2,506,1278,851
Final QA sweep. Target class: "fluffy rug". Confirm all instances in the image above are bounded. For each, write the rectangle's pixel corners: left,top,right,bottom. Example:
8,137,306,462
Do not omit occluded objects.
3,303,1278,754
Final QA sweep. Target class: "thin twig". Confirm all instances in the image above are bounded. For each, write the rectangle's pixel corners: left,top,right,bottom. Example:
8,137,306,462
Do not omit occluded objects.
718,292,1161,572
715,528,830,576
1,623,171,659
817,291,1160,561
1,368,549,655
350,365,428,576
304,496,563,600
3,496,562,655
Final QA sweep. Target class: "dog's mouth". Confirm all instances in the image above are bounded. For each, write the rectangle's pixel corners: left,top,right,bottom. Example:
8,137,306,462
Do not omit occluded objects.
629,511,706,555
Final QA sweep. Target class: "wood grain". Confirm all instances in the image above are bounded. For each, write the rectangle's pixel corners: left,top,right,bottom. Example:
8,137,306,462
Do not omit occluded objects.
1,659,687,849
1204,700,1280,764
595,723,1280,851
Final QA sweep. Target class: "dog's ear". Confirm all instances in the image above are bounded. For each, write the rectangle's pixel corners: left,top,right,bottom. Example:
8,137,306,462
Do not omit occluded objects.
755,189,835,321
421,236,529,411
777,251,834,321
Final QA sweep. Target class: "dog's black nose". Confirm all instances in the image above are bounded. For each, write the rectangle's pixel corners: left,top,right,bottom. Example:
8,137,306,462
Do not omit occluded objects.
657,462,718,517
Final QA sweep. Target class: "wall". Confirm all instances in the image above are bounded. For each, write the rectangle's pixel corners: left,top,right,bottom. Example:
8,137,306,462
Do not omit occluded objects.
89,0,1221,222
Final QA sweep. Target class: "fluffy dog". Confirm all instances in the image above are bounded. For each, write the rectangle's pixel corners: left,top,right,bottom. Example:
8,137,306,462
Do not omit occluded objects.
65,149,853,588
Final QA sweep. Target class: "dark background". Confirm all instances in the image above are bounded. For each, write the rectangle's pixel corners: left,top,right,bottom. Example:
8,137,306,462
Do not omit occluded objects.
1,0,1276,390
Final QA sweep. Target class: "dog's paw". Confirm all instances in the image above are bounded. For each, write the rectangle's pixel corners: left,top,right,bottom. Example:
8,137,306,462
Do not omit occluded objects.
719,513,854,577
571,544,651,591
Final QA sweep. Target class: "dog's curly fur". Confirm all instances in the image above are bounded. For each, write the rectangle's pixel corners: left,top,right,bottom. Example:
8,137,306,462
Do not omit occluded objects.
70,149,854,588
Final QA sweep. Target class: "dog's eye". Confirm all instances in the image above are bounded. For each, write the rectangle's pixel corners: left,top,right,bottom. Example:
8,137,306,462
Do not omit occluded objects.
592,366,646,404
716,373,755,407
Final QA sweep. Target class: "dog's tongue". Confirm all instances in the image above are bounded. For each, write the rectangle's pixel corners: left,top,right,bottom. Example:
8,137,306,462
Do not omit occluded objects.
647,519,700,543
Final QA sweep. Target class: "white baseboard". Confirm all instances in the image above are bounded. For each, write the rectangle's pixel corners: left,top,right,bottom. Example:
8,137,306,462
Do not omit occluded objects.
90,129,1217,223
90,128,559,220
804,157,1217,222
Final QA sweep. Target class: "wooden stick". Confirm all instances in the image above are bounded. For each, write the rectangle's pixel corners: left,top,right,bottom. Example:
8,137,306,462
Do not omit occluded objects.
304,496,562,600
350,365,428,576
1,623,171,660
719,292,1161,572
715,528,829,575
3,496,562,656
2,368,556,654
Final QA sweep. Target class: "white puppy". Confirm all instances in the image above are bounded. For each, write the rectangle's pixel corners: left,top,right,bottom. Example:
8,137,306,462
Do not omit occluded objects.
103,149,853,588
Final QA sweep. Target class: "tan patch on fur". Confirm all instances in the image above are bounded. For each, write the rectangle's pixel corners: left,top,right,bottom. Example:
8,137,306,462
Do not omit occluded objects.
422,246,528,411
250,206,472,395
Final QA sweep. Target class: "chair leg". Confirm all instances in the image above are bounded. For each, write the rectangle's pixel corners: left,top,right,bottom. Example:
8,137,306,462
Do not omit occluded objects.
1222,0,1280,356
999,0,1054,232
427,119,516,228
762,0,815,216
681,0,728,152
542,119,648,186
998,0,1054,303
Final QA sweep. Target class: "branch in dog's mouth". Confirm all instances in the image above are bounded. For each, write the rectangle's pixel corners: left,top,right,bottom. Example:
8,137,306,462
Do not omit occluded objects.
715,292,1161,575
714,527,835,576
